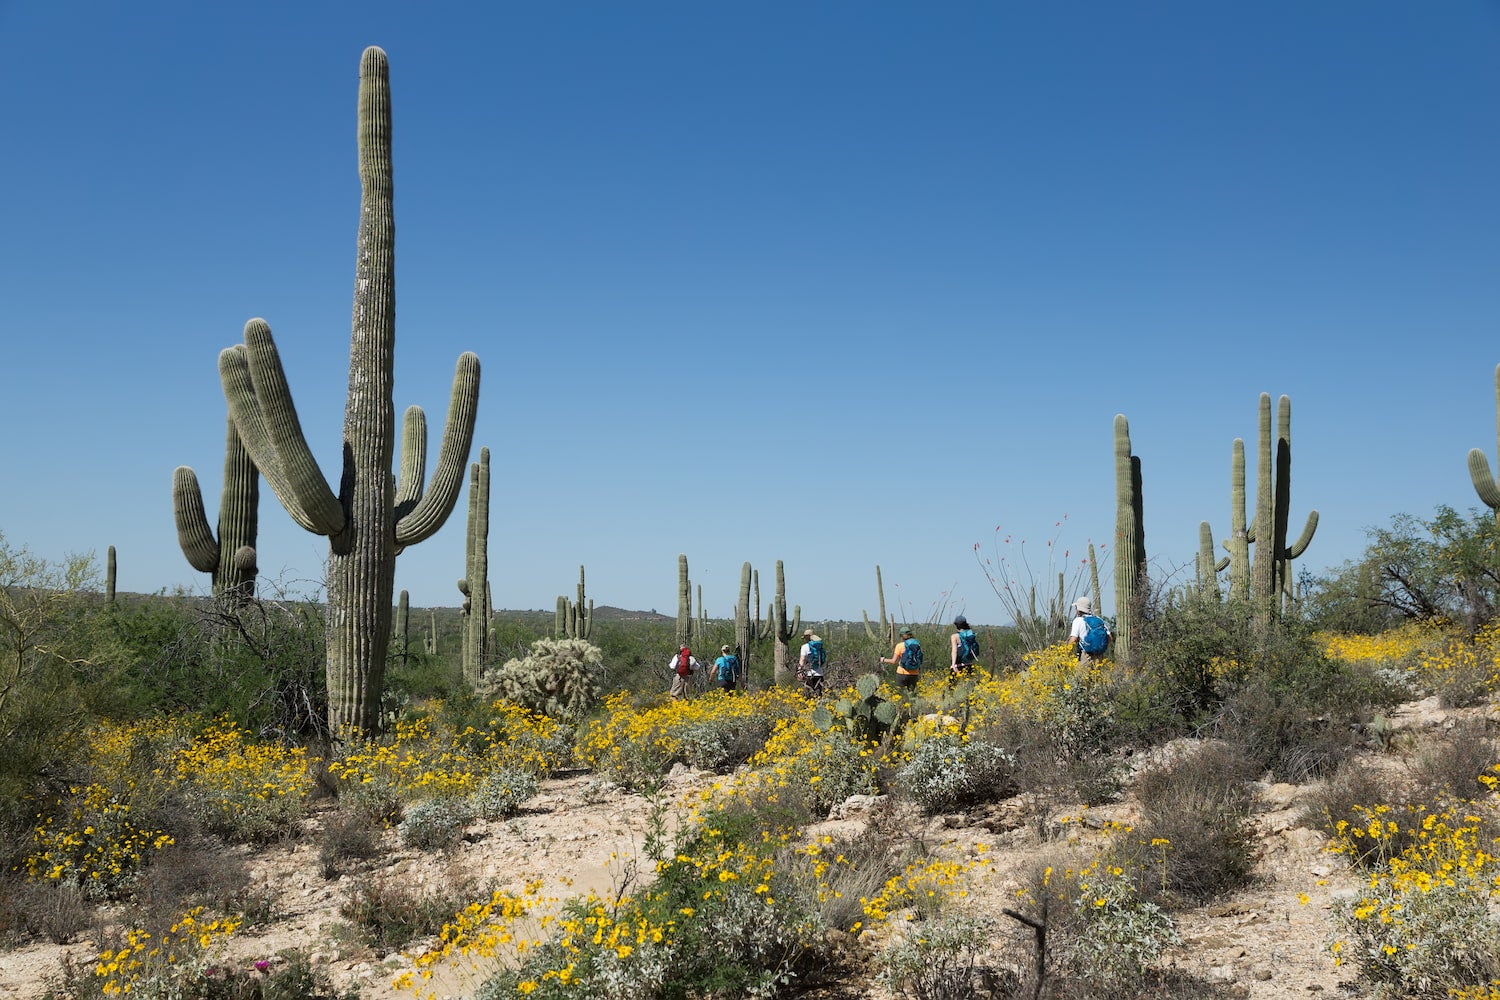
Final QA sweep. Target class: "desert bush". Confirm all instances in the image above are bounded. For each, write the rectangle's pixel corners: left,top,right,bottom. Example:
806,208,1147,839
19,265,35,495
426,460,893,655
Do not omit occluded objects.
1213,679,1362,783
875,911,1002,1000
477,637,606,722
341,873,487,951
0,877,94,945
1019,856,1179,994
318,805,384,879
895,731,1016,815
1130,742,1258,904
1410,719,1500,803
676,710,776,773
1298,760,1406,851
468,766,539,820
129,835,254,923
396,796,472,851
170,717,312,844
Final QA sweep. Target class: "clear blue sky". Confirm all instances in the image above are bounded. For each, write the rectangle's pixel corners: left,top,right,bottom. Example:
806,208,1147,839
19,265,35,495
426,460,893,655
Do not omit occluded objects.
2,3,1497,624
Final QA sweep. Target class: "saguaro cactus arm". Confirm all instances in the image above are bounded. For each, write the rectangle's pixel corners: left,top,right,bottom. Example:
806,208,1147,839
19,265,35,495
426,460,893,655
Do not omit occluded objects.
394,406,427,517
1469,365,1500,514
395,354,480,546
173,467,221,573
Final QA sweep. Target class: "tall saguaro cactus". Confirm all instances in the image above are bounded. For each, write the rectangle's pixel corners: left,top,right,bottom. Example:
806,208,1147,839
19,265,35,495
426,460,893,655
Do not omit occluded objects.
861,565,891,643
174,410,260,600
1113,415,1146,661
105,546,117,606
217,48,479,735
735,561,753,688
675,554,691,648
767,560,801,685
460,448,491,687
1467,363,1500,522
1225,438,1251,601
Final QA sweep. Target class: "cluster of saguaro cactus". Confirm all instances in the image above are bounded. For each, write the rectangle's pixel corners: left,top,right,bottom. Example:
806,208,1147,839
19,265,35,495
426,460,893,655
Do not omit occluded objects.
173,410,260,600
555,565,593,640
460,448,492,687
1467,363,1500,521
765,560,801,685
1113,415,1146,661
216,49,479,735
815,674,899,743
861,565,893,644
1213,394,1317,623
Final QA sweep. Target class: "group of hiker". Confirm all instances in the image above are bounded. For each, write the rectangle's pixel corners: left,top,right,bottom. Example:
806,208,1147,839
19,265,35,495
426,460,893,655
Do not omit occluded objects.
667,603,1112,700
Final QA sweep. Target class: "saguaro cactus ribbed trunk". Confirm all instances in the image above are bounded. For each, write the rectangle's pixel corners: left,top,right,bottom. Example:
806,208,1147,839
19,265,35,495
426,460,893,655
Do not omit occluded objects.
218,48,479,735
1113,414,1145,661
174,410,260,599
862,565,891,643
768,559,801,686
675,554,691,649
460,448,491,687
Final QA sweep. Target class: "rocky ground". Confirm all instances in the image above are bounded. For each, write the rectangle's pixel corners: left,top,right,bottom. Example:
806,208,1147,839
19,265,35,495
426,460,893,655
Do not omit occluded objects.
0,693,1489,999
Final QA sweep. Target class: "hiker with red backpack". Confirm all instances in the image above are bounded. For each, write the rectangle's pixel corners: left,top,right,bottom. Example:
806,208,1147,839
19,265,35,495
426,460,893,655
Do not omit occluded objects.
668,645,701,699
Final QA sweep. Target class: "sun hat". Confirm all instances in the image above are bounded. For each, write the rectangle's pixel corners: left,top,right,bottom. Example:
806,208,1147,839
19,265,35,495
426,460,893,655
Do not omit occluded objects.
721,645,731,653
899,625,914,636
1074,597,1092,613
953,616,969,628
803,629,815,638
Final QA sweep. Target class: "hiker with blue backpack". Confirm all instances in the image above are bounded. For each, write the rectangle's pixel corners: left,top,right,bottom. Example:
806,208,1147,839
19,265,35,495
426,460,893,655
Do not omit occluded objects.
714,644,741,693
1068,598,1112,665
798,629,827,694
949,616,980,676
879,626,923,689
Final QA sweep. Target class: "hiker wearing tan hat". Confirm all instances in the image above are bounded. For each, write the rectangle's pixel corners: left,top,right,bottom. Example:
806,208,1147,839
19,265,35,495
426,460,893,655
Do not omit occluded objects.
1067,597,1112,666
798,629,827,694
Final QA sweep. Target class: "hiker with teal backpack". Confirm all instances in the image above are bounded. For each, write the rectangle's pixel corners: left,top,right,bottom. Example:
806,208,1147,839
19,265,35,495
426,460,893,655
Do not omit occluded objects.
714,644,741,693
798,629,827,695
880,626,923,689
1068,598,1112,665
949,616,980,677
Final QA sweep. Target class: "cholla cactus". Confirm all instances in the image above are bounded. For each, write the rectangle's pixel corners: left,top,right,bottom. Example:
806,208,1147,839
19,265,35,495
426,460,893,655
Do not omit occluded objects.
477,638,604,722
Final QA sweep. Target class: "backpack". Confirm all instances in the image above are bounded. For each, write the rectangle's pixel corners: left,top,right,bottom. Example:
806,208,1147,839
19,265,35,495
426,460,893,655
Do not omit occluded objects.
675,647,693,676
899,638,923,671
806,638,826,672
1080,616,1109,655
956,628,979,664
718,654,738,680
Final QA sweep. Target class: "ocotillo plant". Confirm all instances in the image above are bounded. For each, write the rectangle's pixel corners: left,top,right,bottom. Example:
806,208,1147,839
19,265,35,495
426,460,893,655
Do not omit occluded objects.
676,554,691,648
767,560,801,685
862,565,891,644
1467,363,1500,522
217,49,480,735
460,448,491,687
173,409,260,600
105,546,117,606
1113,414,1145,662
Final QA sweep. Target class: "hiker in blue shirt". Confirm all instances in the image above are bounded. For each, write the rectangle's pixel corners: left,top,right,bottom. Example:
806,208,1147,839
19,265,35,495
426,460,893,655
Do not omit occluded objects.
713,644,740,693
1068,598,1112,665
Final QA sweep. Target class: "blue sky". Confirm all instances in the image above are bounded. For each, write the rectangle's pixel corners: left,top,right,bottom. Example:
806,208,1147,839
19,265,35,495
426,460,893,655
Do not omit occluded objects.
2,3,1497,624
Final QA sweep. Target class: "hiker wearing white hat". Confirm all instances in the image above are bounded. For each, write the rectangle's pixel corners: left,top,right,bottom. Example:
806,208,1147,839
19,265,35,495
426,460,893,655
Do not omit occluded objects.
1068,598,1112,666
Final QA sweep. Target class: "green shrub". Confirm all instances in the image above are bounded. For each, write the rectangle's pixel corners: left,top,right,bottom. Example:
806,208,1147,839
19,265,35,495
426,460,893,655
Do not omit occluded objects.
875,911,1003,1000
1331,876,1500,998
468,766,539,821
1130,742,1258,904
895,732,1016,815
340,873,486,951
396,797,472,851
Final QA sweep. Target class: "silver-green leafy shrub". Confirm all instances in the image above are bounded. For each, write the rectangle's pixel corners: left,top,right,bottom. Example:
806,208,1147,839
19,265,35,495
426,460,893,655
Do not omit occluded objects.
396,797,472,850
467,766,539,821
1058,864,1178,990
895,732,1016,814
875,911,998,1000
477,638,605,721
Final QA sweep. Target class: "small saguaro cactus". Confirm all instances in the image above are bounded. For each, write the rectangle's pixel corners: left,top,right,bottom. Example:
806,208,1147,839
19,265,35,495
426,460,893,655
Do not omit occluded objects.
173,410,260,600
1197,521,1227,600
396,589,410,666
1087,541,1102,618
1113,414,1146,662
862,565,892,644
1468,363,1500,522
735,561,753,686
105,545,117,606
217,48,480,735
